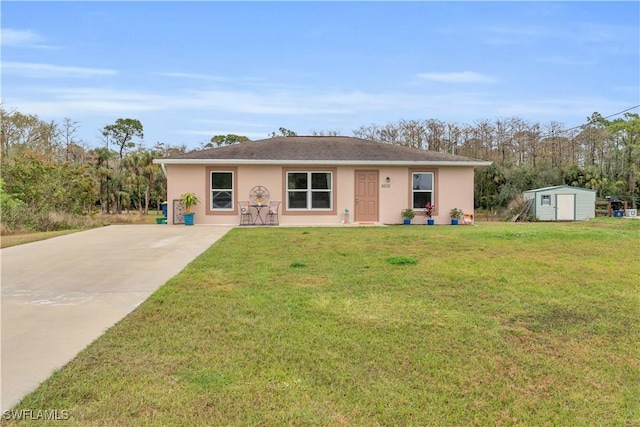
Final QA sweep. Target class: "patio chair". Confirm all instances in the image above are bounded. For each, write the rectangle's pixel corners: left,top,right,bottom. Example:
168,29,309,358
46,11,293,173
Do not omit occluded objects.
265,201,280,225
238,201,253,225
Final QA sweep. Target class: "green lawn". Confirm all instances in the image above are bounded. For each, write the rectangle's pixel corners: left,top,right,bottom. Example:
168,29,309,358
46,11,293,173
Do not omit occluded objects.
7,220,640,426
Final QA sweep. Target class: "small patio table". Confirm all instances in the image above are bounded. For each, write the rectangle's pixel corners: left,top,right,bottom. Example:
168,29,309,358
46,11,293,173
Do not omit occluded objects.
251,204,267,225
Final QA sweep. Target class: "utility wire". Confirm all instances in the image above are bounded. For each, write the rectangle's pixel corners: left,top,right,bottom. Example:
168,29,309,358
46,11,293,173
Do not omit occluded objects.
563,104,640,133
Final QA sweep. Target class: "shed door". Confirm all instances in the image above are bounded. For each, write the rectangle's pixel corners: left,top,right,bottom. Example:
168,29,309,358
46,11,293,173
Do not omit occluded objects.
355,170,378,222
557,194,575,220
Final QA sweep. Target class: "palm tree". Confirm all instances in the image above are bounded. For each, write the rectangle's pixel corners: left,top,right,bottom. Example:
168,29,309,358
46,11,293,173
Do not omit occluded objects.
141,150,162,214
89,147,116,213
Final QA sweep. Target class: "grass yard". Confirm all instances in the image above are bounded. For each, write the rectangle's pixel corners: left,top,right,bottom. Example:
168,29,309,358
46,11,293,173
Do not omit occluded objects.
6,220,639,426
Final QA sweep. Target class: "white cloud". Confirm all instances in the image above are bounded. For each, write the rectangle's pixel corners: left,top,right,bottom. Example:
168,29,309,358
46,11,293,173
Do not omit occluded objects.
157,71,308,91
185,88,418,117
2,83,498,123
3,62,117,78
157,72,233,82
476,24,556,39
416,71,497,83
315,91,397,110
190,119,267,128
535,56,596,66
1,29,54,48
477,21,637,45
6,87,166,116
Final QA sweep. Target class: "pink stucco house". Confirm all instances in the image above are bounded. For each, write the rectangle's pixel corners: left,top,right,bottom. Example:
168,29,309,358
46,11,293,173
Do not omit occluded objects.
153,136,491,225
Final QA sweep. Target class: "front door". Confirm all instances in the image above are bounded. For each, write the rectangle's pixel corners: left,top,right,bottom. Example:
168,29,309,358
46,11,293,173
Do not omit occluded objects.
355,170,378,222
556,194,575,220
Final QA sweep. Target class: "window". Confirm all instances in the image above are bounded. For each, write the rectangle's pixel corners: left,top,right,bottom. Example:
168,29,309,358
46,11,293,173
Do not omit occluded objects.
210,171,233,210
541,195,551,205
287,171,332,210
412,172,434,209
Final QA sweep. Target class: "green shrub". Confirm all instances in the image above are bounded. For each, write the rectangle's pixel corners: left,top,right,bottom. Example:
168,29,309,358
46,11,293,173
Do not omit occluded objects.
0,179,30,232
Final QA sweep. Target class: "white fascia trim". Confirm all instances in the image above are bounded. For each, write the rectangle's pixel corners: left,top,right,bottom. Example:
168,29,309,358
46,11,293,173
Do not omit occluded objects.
154,159,493,167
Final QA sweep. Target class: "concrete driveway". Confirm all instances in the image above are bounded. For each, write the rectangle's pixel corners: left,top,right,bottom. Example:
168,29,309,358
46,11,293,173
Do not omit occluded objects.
1,224,232,411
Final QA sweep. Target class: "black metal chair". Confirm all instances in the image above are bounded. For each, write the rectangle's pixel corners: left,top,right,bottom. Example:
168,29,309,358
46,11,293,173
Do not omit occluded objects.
238,201,253,225
265,201,280,225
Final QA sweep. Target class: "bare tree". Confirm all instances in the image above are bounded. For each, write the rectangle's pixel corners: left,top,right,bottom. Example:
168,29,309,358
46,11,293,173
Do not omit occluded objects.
425,119,446,152
61,118,81,163
395,119,425,149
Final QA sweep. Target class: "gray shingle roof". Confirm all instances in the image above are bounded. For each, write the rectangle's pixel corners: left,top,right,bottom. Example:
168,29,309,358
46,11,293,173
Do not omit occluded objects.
157,136,489,165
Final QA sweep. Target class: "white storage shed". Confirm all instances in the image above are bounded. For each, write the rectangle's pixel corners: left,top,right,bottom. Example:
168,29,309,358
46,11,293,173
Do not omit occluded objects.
523,185,596,221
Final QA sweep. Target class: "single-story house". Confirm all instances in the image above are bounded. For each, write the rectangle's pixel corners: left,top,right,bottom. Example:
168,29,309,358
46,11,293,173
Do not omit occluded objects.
153,136,492,225
523,185,597,221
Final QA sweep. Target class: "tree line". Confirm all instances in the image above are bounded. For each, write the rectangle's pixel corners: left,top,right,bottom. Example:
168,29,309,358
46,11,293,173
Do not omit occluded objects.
0,107,187,232
351,113,639,211
1,105,638,232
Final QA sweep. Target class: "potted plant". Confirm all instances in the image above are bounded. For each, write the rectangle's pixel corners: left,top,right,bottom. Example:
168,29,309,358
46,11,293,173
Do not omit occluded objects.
424,202,435,225
401,208,415,225
180,192,200,226
449,207,463,225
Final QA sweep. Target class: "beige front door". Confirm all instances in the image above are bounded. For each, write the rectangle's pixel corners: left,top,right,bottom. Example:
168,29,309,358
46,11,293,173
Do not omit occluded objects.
355,170,379,222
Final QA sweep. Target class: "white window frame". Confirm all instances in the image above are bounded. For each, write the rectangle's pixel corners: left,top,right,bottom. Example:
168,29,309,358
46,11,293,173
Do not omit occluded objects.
412,171,435,209
210,170,234,211
286,171,333,210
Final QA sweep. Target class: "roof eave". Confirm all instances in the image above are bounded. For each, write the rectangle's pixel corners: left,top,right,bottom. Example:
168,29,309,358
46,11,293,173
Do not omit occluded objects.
154,159,493,167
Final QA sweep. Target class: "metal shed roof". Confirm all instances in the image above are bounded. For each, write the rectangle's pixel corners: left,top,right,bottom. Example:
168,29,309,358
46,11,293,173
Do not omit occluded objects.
524,185,597,194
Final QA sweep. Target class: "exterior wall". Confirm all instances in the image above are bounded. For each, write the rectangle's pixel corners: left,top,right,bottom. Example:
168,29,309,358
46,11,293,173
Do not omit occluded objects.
165,164,478,225
165,164,210,224
535,192,557,221
432,167,476,224
573,190,597,220
523,187,596,221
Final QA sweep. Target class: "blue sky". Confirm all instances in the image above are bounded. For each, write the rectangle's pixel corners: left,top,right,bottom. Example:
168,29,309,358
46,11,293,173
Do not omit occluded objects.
2,1,639,150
